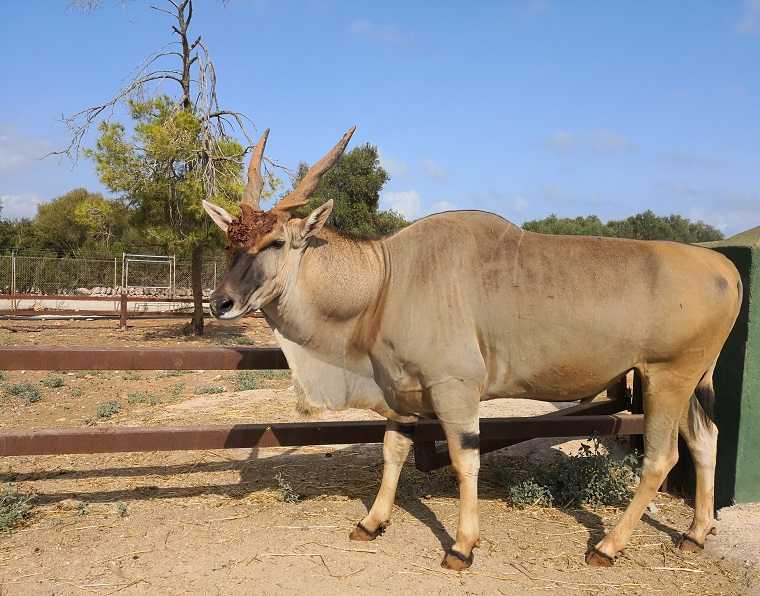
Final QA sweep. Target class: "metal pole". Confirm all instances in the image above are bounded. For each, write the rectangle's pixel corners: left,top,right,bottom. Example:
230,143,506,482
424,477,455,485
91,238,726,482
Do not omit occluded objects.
11,250,17,312
119,293,128,330
172,254,176,298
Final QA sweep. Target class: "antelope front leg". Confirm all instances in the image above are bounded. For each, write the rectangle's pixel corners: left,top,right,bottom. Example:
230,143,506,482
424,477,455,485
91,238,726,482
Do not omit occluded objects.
349,421,413,541
430,380,481,571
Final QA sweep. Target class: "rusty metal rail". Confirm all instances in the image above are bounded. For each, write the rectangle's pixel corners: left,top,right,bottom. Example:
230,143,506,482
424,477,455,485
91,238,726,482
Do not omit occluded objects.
0,413,642,457
0,346,287,370
0,346,641,469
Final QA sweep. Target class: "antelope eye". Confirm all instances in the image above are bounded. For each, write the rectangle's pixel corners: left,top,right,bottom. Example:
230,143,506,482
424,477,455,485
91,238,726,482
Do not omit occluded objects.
270,240,286,249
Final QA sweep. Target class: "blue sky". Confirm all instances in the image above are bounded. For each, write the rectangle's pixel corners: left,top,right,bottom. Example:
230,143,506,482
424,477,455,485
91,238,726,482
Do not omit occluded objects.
1,0,759,235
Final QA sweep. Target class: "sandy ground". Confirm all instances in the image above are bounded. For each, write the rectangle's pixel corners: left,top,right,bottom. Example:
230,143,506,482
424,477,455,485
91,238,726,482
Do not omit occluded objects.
0,318,757,595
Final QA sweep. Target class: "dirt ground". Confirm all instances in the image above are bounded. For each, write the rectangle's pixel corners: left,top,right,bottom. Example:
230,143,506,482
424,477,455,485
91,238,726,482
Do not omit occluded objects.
0,318,757,595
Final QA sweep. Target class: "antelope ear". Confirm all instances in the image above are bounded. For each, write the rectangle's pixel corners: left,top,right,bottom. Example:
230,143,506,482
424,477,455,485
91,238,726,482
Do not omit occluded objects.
202,200,234,233
301,200,333,240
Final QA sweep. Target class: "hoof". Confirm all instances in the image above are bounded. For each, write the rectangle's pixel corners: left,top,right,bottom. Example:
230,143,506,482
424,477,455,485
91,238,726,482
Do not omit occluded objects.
585,547,615,567
441,549,474,571
349,522,385,542
677,534,704,553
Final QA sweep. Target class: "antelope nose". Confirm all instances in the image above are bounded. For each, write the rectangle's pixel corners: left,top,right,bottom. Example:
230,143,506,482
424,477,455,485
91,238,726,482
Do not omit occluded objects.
211,294,234,317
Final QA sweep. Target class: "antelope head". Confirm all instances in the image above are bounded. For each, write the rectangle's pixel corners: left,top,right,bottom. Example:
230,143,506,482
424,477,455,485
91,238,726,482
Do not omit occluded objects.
202,126,356,319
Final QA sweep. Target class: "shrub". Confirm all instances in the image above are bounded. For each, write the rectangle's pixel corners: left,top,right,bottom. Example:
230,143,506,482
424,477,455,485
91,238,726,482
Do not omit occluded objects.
233,371,259,392
508,478,554,508
499,437,639,509
74,370,106,378
551,438,639,507
96,401,121,418
40,375,65,388
0,484,32,531
5,383,42,404
158,370,191,378
274,472,300,503
0,372,6,382
168,382,185,398
121,372,141,380
127,391,158,405
70,388,83,398
193,385,225,395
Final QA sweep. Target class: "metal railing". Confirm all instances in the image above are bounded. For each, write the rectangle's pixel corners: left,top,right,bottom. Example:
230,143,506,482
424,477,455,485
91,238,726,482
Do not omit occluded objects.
0,251,225,297
0,346,643,465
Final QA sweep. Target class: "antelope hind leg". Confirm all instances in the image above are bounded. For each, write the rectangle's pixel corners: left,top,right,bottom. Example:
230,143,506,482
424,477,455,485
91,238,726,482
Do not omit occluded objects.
588,368,691,565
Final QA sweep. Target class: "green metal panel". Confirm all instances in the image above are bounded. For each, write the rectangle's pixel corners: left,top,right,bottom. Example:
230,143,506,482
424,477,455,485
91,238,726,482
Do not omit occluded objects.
713,246,759,506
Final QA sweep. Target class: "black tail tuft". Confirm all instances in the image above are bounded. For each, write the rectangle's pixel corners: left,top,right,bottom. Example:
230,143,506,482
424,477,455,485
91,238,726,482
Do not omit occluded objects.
695,381,716,422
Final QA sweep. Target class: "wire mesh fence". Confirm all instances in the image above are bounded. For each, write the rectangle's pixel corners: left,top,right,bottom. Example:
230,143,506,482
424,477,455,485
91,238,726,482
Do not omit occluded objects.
0,252,225,297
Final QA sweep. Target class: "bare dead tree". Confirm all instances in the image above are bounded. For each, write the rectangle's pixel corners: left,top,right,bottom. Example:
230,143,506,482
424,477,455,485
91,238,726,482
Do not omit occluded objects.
57,0,273,334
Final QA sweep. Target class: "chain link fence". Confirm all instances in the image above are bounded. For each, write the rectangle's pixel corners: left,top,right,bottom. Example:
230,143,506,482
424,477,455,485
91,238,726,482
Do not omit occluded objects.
0,251,225,297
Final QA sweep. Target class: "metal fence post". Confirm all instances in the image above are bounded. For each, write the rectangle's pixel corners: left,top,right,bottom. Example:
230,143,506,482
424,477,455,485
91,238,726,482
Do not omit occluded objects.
119,293,128,330
11,250,17,311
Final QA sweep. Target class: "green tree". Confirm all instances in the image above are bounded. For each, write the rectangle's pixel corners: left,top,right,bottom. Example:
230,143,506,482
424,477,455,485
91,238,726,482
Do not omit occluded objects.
522,214,614,237
31,188,128,255
293,144,408,238
523,210,723,243
607,210,723,243
0,219,36,252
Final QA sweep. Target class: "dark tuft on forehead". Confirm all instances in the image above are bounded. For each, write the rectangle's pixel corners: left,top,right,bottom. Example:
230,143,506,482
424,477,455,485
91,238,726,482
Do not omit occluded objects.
227,204,278,249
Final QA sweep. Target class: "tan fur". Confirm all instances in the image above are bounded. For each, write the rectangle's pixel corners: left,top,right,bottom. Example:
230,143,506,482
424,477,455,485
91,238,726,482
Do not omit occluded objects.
204,129,742,569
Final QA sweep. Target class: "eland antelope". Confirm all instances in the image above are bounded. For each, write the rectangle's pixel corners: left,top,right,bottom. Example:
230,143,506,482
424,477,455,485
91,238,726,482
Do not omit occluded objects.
202,127,741,570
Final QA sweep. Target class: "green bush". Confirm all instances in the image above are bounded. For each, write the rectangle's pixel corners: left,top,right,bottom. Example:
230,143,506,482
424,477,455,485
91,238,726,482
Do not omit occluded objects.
70,388,83,398
127,391,158,405
274,472,300,503
168,382,185,398
552,439,639,507
233,371,259,392
4,383,42,404
96,401,121,418
121,372,141,380
193,385,225,395
0,484,32,531
40,375,65,388
158,370,191,378
499,437,640,509
507,478,554,508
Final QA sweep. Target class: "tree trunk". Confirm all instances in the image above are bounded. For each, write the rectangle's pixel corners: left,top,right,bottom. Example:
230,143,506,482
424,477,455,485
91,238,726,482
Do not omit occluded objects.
190,244,204,336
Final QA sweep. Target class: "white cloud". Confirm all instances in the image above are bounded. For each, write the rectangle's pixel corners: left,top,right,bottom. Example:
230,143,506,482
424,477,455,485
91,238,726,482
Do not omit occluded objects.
421,158,447,181
510,196,529,214
349,19,411,44
0,127,52,171
382,190,421,219
667,184,760,236
378,151,409,177
738,0,760,34
430,200,456,213
0,193,44,220
659,151,723,169
545,130,637,155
